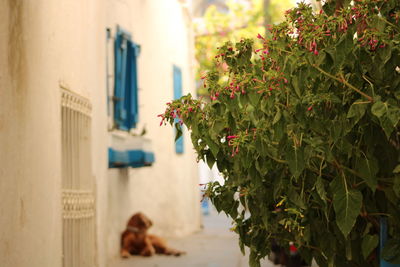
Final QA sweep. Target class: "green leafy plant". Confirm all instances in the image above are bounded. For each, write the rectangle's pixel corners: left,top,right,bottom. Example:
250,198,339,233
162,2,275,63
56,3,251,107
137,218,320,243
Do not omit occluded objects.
194,0,296,96
160,0,400,266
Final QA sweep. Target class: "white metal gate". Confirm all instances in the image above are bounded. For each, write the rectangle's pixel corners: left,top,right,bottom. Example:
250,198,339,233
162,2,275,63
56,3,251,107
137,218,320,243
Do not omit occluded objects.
61,88,97,267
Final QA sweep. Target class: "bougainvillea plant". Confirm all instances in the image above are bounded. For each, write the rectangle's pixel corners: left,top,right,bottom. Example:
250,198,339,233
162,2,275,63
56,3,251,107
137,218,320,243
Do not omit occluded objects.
160,0,400,266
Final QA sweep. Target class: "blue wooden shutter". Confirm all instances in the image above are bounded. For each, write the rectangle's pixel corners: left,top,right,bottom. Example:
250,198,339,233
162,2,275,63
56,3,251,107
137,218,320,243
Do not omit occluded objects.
114,30,128,130
173,66,184,154
114,27,139,131
126,41,139,129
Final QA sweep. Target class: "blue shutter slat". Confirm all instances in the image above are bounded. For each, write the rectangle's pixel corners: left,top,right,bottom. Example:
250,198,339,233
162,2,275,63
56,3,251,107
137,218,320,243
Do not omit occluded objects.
113,27,139,131
173,66,184,154
133,44,140,125
114,31,128,130
126,42,139,129
120,40,128,121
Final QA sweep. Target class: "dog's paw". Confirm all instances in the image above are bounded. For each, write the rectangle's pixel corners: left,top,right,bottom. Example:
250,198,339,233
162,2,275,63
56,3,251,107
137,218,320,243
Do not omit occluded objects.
121,250,130,258
171,249,186,256
141,247,155,257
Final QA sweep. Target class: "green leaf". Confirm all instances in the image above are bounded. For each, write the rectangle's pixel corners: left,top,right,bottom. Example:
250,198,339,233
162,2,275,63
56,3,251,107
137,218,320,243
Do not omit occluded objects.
273,174,284,199
286,146,305,179
361,234,378,259
203,136,219,158
288,187,306,209
382,239,400,264
333,182,363,237
291,75,302,98
255,158,268,176
322,0,336,16
347,100,367,125
336,32,354,68
371,101,386,118
212,120,225,135
249,249,261,267
249,92,261,106
393,165,400,174
394,174,400,198
206,153,215,169
371,100,400,137
315,176,327,204
272,108,282,125
174,123,183,141
209,120,225,141
355,156,378,192
378,43,392,64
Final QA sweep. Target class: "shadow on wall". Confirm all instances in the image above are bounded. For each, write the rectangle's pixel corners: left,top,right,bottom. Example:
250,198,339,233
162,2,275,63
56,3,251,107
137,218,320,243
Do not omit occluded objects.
8,0,26,96
108,168,132,257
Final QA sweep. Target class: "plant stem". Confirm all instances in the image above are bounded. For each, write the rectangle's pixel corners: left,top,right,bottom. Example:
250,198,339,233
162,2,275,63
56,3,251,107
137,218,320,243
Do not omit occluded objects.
378,16,400,32
312,64,373,102
267,153,287,164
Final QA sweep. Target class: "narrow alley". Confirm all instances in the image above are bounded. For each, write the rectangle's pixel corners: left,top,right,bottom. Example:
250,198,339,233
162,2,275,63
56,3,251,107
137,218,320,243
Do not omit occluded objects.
110,208,275,267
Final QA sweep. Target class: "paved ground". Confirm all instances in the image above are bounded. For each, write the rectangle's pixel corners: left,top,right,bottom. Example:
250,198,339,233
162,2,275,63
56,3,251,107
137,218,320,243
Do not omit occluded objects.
110,208,276,267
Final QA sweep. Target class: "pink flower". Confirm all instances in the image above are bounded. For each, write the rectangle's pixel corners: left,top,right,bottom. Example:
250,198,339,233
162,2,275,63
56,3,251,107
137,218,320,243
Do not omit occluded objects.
257,33,264,39
227,135,238,140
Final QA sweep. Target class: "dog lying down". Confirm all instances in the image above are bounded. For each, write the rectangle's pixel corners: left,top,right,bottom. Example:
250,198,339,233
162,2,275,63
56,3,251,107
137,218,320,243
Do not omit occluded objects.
121,212,185,258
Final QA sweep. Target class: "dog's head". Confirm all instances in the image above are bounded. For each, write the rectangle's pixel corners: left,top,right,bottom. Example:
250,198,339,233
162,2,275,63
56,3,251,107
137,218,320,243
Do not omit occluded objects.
127,212,153,231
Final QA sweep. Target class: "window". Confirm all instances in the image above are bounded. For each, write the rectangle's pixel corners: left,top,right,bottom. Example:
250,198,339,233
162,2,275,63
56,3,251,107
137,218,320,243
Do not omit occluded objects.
108,27,155,169
114,26,140,131
173,65,184,154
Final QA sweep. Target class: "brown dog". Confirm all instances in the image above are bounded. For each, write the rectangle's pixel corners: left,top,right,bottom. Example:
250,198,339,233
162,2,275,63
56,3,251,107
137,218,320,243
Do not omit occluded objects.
120,212,185,258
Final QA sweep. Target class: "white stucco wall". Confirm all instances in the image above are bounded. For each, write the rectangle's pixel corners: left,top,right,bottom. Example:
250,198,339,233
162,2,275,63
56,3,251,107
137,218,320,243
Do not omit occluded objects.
104,0,201,263
0,1,63,266
1,1,200,267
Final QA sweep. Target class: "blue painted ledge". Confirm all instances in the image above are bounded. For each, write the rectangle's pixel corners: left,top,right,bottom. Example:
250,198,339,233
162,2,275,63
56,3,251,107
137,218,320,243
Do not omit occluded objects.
108,148,155,168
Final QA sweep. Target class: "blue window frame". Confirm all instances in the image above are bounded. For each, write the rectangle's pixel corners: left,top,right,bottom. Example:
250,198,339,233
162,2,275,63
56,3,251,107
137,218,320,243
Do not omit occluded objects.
173,65,184,154
114,26,140,130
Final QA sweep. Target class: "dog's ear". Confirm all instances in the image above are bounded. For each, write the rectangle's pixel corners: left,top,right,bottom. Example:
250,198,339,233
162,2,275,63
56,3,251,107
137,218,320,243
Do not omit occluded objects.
143,215,153,228
128,212,152,230
137,212,153,229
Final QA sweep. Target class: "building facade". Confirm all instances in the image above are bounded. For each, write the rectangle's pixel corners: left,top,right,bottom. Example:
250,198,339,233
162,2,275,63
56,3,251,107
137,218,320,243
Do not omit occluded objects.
0,1,201,266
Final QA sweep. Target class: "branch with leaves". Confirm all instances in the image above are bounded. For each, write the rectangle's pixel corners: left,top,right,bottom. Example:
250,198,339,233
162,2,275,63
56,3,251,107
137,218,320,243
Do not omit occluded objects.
161,0,400,266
